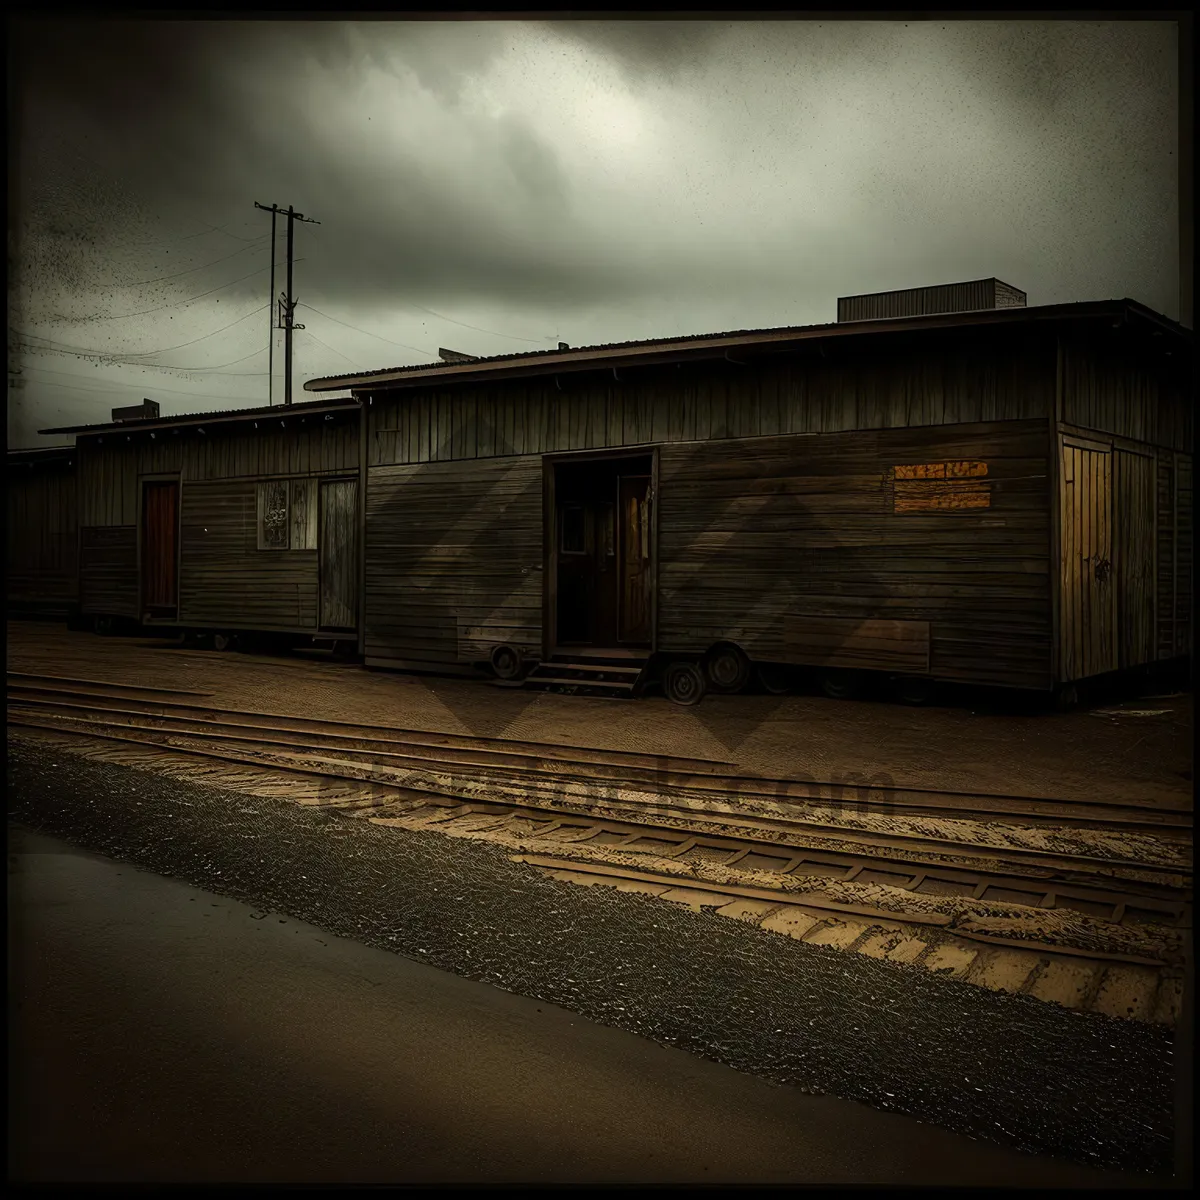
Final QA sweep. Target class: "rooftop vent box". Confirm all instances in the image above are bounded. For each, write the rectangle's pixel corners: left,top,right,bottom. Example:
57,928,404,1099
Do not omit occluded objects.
111,399,161,423
438,348,479,363
837,279,1026,323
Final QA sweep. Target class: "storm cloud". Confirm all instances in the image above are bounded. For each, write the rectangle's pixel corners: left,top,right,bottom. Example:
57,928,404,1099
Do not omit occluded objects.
7,18,1180,444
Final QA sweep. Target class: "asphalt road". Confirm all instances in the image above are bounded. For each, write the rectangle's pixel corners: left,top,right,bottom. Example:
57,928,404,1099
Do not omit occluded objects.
7,825,1177,1186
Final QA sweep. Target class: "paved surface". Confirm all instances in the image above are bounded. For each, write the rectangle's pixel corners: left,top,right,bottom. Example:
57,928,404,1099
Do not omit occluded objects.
6,621,1193,805
7,737,1186,1180
8,826,1180,1187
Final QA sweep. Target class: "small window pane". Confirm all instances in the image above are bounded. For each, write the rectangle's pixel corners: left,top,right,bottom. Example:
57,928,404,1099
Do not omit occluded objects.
258,480,290,550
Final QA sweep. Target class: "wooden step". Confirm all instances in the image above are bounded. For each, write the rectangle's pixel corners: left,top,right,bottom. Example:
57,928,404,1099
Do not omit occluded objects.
544,661,645,675
526,675,638,690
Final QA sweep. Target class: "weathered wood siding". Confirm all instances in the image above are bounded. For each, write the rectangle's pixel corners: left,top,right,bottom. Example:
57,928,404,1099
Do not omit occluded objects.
1060,332,1191,452
1175,454,1193,659
319,479,359,630
1112,449,1156,669
656,420,1052,689
179,481,320,632
363,456,543,670
366,331,1056,466
7,461,78,609
1058,441,1117,683
80,526,138,618
1156,454,1176,659
77,416,359,527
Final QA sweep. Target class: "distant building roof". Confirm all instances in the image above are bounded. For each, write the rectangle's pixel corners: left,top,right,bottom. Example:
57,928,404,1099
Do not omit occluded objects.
302,299,1189,394
38,395,359,437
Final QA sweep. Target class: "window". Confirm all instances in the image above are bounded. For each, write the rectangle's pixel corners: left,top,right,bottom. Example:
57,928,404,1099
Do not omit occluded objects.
257,478,320,550
257,481,290,549
560,505,586,555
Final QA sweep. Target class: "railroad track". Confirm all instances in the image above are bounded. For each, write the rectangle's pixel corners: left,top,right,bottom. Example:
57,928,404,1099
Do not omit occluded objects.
6,673,1192,954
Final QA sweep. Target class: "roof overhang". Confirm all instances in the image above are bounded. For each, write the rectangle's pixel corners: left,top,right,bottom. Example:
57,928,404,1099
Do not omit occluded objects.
38,397,360,438
304,300,1190,395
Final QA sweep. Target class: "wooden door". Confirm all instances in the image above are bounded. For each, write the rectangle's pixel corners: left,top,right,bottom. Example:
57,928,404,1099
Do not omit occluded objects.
1113,448,1155,669
618,475,652,645
1060,442,1116,681
141,480,178,613
319,479,358,630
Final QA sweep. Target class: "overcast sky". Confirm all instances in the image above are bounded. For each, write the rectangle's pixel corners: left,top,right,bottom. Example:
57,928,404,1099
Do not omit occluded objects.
7,18,1181,447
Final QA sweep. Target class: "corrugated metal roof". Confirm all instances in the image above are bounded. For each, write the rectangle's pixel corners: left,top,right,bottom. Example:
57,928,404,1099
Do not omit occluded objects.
38,395,359,437
303,298,1187,394
7,445,76,463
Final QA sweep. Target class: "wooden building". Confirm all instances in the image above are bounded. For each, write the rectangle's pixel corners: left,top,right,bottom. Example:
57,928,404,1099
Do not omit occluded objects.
6,446,79,618
302,295,1192,703
37,398,362,642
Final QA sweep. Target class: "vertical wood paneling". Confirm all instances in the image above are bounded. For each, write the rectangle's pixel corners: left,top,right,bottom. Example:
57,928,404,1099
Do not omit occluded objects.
319,479,359,630
1113,449,1156,668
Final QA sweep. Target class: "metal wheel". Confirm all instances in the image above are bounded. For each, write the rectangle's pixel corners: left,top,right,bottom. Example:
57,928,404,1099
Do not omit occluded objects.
893,676,935,706
821,669,862,700
213,632,235,652
756,663,792,695
664,661,706,706
704,643,752,693
490,644,524,681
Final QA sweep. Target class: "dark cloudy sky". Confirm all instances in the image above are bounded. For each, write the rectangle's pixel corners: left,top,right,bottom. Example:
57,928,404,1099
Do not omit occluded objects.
7,18,1181,446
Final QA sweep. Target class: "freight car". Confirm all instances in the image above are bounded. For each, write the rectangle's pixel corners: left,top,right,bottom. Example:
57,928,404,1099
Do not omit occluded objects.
299,289,1192,707
37,397,363,651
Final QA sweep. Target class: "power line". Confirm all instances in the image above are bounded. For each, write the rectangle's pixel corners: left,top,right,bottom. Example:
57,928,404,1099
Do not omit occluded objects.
297,303,435,359
115,237,270,288
13,304,269,365
73,257,302,323
121,304,270,359
302,330,362,371
401,301,550,344
21,365,265,404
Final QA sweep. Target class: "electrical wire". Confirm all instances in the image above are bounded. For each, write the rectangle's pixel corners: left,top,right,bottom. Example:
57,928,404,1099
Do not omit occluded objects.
400,300,550,345
302,330,363,371
296,303,434,359
120,304,269,359
114,238,271,288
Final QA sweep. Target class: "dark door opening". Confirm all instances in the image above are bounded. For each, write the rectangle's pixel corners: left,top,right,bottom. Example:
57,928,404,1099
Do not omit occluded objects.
141,480,179,618
552,454,653,651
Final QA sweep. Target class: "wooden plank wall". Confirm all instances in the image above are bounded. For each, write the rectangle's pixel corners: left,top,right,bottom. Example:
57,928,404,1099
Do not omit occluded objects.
79,526,138,618
1112,449,1156,669
1155,454,1176,660
319,479,359,630
6,463,78,608
1176,454,1193,659
363,456,543,670
77,417,358,527
178,481,320,632
367,332,1056,467
653,419,1052,690
1058,442,1116,683
1060,332,1191,452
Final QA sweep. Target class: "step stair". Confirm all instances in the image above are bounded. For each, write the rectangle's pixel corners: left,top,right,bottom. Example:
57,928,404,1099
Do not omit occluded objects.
521,654,651,697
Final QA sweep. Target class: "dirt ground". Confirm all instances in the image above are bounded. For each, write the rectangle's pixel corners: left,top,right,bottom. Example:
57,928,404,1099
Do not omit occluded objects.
6,621,1193,805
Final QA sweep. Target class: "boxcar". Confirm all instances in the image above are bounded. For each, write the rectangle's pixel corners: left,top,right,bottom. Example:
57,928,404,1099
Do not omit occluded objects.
301,296,1192,705
37,397,363,648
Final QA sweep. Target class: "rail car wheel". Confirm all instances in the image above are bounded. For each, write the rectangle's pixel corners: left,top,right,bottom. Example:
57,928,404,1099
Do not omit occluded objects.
704,643,752,693
1053,683,1079,712
94,616,114,636
893,676,936,706
756,663,793,695
821,669,863,700
490,644,525,681
664,661,706,706
212,632,235,652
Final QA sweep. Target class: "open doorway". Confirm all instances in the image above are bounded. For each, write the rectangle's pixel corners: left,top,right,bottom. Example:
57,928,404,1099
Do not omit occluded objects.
550,452,654,654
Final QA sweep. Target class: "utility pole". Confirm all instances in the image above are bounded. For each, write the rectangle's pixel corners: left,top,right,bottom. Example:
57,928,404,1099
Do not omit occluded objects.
254,201,320,405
